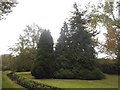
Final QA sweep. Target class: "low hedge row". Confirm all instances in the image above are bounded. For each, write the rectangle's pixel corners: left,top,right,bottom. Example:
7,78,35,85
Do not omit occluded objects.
7,72,63,90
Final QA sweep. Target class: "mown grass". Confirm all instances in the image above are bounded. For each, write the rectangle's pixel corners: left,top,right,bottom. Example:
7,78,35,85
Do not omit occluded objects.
2,71,25,89
0,71,2,89
17,72,119,89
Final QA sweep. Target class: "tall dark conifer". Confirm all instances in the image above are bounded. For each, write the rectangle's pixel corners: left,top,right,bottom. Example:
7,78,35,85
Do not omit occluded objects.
56,22,69,55
68,3,97,69
55,22,70,71
31,30,54,78
55,3,105,80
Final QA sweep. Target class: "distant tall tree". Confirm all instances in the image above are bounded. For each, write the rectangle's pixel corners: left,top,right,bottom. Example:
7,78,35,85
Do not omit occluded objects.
31,30,54,78
23,24,43,49
10,35,35,71
116,0,120,66
0,0,17,20
89,0,119,59
9,24,42,56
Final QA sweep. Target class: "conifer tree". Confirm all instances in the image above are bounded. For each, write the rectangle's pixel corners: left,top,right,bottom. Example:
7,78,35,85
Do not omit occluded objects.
56,22,69,55
55,3,105,80
55,22,70,71
31,30,54,78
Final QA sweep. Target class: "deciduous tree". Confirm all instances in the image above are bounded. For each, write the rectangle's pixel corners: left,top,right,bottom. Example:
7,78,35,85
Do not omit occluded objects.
0,0,17,20
9,24,42,71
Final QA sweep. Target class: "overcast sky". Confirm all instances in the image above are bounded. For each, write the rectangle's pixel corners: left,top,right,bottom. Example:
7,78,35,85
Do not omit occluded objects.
0,0,107,57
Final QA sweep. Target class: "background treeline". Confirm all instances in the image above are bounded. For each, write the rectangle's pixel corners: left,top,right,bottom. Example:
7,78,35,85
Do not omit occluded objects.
2,24,43,71
98,58,119,74
2,55,119,75
2,1,120,79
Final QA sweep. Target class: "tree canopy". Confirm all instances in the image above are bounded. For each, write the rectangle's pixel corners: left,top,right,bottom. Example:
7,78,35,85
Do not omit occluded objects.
8,24,43,71
0,0,17,20
88,1,120,59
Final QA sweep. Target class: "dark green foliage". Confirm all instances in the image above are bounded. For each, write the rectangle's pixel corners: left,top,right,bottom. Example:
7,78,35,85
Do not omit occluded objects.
31,30,54,78
55,22,69,56
77,68,105,80
100,63,119,74
98,58,120,74
55,3,105,80
55,55,69,70
54,68,74,79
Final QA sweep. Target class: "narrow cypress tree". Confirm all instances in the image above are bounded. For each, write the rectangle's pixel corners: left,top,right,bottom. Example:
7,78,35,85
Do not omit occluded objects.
31,30,54,78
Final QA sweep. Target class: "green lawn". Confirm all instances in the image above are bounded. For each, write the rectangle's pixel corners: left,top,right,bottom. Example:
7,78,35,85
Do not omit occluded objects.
17,72,119,88
0,71,2,89
2,71,25,89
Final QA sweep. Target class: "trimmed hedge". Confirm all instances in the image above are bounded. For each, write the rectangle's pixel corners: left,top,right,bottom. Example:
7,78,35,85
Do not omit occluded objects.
7,72,63,90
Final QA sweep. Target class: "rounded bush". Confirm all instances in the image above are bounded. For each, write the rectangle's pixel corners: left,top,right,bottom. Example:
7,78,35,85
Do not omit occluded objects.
74,68,105,80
